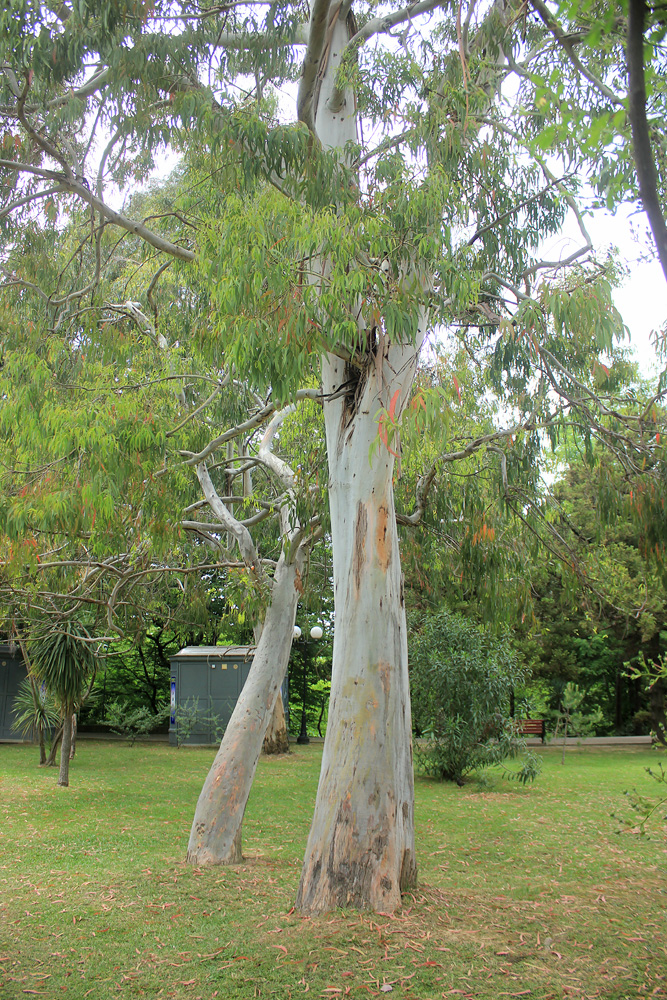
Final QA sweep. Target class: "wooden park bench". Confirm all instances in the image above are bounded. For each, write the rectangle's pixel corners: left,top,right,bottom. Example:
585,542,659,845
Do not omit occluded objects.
516,719,546,743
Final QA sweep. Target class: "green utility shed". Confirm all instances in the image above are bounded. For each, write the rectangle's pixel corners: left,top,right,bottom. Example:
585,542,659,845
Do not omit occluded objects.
0,643,28,742
169,645,255,746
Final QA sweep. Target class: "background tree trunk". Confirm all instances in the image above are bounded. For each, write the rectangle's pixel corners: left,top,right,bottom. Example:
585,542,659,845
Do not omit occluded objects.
263,692,289,754
69,713,77,759
45,723,64,767
57,714,72,787
187,553,302,865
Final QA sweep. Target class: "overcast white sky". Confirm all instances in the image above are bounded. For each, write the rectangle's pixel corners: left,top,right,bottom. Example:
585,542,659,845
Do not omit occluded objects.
596,217,665,379
552,205,667,379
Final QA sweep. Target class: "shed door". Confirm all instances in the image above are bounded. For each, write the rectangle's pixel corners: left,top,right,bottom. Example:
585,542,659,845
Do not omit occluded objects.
0,657,26,741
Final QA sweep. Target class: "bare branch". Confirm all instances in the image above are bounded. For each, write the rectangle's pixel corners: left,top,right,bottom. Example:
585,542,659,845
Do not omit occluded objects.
195,462,266,582
181,388,322,465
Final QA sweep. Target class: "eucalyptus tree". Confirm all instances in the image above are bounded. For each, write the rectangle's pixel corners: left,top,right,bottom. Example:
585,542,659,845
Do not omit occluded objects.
0,200,325,856
1,0,664,912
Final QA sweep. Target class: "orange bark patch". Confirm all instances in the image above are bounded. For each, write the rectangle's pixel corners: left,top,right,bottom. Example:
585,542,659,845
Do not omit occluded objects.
375,504,392,570
378,660,391,698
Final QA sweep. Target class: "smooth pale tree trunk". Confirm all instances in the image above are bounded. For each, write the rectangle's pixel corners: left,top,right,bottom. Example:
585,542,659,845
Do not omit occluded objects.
294,9,427,912
187,552,302,865
296,349,420,913
263,692,289,754
57,713,72,787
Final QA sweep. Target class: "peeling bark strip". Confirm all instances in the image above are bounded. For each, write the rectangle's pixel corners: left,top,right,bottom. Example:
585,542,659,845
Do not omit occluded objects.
375,504,391,571
186,554,301,865
353,500,367,595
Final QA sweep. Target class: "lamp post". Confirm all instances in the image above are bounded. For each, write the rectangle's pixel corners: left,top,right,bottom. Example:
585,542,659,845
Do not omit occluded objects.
294,624,323,745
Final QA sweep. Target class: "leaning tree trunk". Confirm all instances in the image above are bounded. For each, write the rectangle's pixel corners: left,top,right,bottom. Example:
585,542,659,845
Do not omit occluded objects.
57,713,72,787
187,552,302,865
296,350,420,913
44,723,63,766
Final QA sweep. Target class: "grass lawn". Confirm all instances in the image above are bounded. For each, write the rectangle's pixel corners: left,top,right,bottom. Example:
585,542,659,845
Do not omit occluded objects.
1,741,665,1000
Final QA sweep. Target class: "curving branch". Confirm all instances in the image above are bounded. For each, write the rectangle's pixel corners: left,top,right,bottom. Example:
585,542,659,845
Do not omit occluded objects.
181,388,322,465
0,159,194,261
194,462,266,583
396,417,545,526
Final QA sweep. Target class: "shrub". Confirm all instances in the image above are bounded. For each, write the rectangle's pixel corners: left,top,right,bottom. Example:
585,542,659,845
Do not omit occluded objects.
409,609,541,784
104,701,170,745
174,698,226,747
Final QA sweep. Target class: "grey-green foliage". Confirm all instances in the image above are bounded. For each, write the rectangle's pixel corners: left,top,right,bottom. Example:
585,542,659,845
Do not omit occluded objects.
409,609,540,784
174,698,226,748
614,762,667,839
104,700,170,746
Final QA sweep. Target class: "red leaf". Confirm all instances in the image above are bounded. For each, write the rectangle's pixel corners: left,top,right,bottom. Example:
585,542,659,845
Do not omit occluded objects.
452,375,461,401
378,415,399,459
388,389,400,421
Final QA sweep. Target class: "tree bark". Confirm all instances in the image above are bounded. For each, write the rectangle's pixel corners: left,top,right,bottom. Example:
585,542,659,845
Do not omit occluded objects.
57,713,72,786
627,0,667,282
296,349,419,913
69,713,77,759
263,691,289,754
186,552,302,865
44,723,63,766
294,7,426,913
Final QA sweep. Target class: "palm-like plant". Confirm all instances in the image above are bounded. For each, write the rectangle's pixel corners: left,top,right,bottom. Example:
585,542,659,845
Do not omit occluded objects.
30,621,97,786
11,676,61,764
